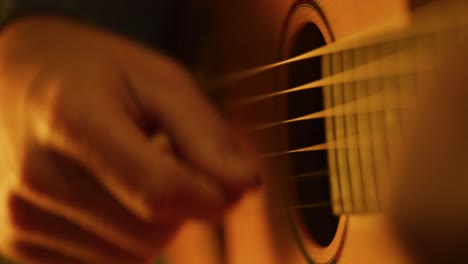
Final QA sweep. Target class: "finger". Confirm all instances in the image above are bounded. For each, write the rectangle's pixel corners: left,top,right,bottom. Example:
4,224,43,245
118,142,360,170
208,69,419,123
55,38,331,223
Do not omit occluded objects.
3,240,90,264
43,92,226,221
15,146,180,255
119,49,259,195
6,194,142,264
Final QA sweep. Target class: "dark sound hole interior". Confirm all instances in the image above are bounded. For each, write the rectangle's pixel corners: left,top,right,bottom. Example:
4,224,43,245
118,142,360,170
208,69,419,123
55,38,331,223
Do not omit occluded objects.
287,23,339,247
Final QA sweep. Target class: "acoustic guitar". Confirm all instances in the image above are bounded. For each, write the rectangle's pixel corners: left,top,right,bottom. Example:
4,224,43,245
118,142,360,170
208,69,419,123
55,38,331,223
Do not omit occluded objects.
0,1,465,264
163,0,468,264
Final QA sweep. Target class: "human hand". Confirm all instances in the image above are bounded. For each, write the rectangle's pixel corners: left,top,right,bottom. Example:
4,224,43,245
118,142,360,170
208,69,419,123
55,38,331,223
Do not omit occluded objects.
0,16,258,264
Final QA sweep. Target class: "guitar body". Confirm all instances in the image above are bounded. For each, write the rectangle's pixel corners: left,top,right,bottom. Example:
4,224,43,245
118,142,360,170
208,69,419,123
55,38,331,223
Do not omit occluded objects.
165,1,467,263
212,1,411,263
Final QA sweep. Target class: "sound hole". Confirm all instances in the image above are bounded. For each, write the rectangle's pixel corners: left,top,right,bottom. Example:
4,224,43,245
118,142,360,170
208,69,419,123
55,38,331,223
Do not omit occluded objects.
287,23,339,247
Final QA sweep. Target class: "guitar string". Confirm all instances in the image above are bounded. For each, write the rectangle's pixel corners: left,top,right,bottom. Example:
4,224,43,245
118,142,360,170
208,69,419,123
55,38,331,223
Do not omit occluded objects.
227,38,418,209
236,201,332,213
235,49,415,213
261,135,390,158
210,2,467,212
226,50,430,109
288,170,328,180
241,53,410,209
210,4,467,88
236,47,412,211
279,201,331,211
247,100,403,132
